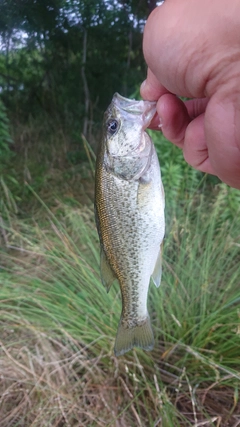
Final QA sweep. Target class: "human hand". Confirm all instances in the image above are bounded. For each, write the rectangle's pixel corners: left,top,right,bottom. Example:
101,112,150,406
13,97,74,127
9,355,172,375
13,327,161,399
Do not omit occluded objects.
140,0,240,189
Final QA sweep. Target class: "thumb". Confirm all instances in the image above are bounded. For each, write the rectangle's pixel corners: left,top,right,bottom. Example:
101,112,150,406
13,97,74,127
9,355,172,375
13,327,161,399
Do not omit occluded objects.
140,68,169,101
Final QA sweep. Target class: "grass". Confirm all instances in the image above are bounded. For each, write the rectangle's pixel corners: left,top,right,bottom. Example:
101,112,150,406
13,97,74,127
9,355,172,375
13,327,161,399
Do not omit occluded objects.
0,120,239,426
0,176,240,426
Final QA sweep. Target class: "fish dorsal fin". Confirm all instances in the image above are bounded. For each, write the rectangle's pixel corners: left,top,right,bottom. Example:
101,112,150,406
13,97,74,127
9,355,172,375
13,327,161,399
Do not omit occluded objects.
151,243,163,288
100,248,117,293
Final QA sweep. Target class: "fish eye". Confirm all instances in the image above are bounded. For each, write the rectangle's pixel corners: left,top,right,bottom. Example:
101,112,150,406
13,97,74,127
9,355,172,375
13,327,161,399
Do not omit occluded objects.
107,119,119,135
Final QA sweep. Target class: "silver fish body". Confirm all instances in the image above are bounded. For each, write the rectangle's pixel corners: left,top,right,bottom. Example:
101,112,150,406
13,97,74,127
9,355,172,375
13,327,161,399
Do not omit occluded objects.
95,93,165,356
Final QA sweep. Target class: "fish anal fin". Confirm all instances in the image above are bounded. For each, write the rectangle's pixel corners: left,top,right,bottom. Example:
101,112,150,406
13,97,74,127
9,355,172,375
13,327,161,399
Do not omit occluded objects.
114,315,154,357
100,248,117,293
151,243,163,288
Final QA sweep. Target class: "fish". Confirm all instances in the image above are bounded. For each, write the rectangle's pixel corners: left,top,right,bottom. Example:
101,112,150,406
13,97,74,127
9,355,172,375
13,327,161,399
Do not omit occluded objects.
94,93,165,356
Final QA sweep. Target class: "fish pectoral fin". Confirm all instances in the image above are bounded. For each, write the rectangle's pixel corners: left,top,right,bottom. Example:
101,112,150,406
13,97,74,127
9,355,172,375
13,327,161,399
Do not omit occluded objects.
114,315,154,357
151,243,163,288
100,248,117,293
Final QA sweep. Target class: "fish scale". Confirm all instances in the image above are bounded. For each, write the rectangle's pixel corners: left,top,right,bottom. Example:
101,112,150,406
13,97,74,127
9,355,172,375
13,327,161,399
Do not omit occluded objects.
95,93,165,356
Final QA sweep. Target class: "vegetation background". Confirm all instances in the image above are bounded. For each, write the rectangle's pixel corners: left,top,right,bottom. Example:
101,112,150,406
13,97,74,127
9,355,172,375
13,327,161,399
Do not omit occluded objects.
0,1,240,426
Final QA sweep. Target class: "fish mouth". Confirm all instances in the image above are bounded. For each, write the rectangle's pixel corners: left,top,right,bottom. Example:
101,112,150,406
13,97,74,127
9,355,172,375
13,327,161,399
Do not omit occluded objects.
112,93,156,129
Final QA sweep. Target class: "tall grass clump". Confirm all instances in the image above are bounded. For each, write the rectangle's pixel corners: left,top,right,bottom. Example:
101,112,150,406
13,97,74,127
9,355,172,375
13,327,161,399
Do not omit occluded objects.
0,121,239,426
0,178,240,426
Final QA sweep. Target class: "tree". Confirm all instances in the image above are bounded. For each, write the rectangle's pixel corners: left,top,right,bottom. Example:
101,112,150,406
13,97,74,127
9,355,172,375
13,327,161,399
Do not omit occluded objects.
0,0,157,138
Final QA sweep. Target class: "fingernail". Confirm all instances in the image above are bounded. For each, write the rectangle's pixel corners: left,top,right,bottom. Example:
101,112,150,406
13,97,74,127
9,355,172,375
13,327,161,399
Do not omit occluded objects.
157,117,163,129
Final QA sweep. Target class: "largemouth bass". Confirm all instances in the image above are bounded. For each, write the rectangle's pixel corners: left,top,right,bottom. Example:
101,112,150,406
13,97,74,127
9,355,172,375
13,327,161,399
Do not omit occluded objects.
95,93,165,356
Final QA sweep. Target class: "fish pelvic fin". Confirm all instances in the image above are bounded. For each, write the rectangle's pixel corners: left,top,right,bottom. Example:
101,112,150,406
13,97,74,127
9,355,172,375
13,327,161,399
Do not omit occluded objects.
114,315,154,357
100,248,117,293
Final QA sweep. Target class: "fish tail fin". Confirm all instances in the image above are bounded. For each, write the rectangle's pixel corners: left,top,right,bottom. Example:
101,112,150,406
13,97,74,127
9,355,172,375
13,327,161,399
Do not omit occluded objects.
114,315,154,357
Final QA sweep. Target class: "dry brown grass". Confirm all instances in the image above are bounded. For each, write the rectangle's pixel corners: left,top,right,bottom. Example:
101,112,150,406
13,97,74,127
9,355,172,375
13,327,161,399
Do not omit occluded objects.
0,324,240,427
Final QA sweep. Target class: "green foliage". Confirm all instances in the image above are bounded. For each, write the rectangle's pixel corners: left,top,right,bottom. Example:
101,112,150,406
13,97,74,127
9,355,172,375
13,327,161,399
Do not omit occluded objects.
0,99,13,162
0,0,154,137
